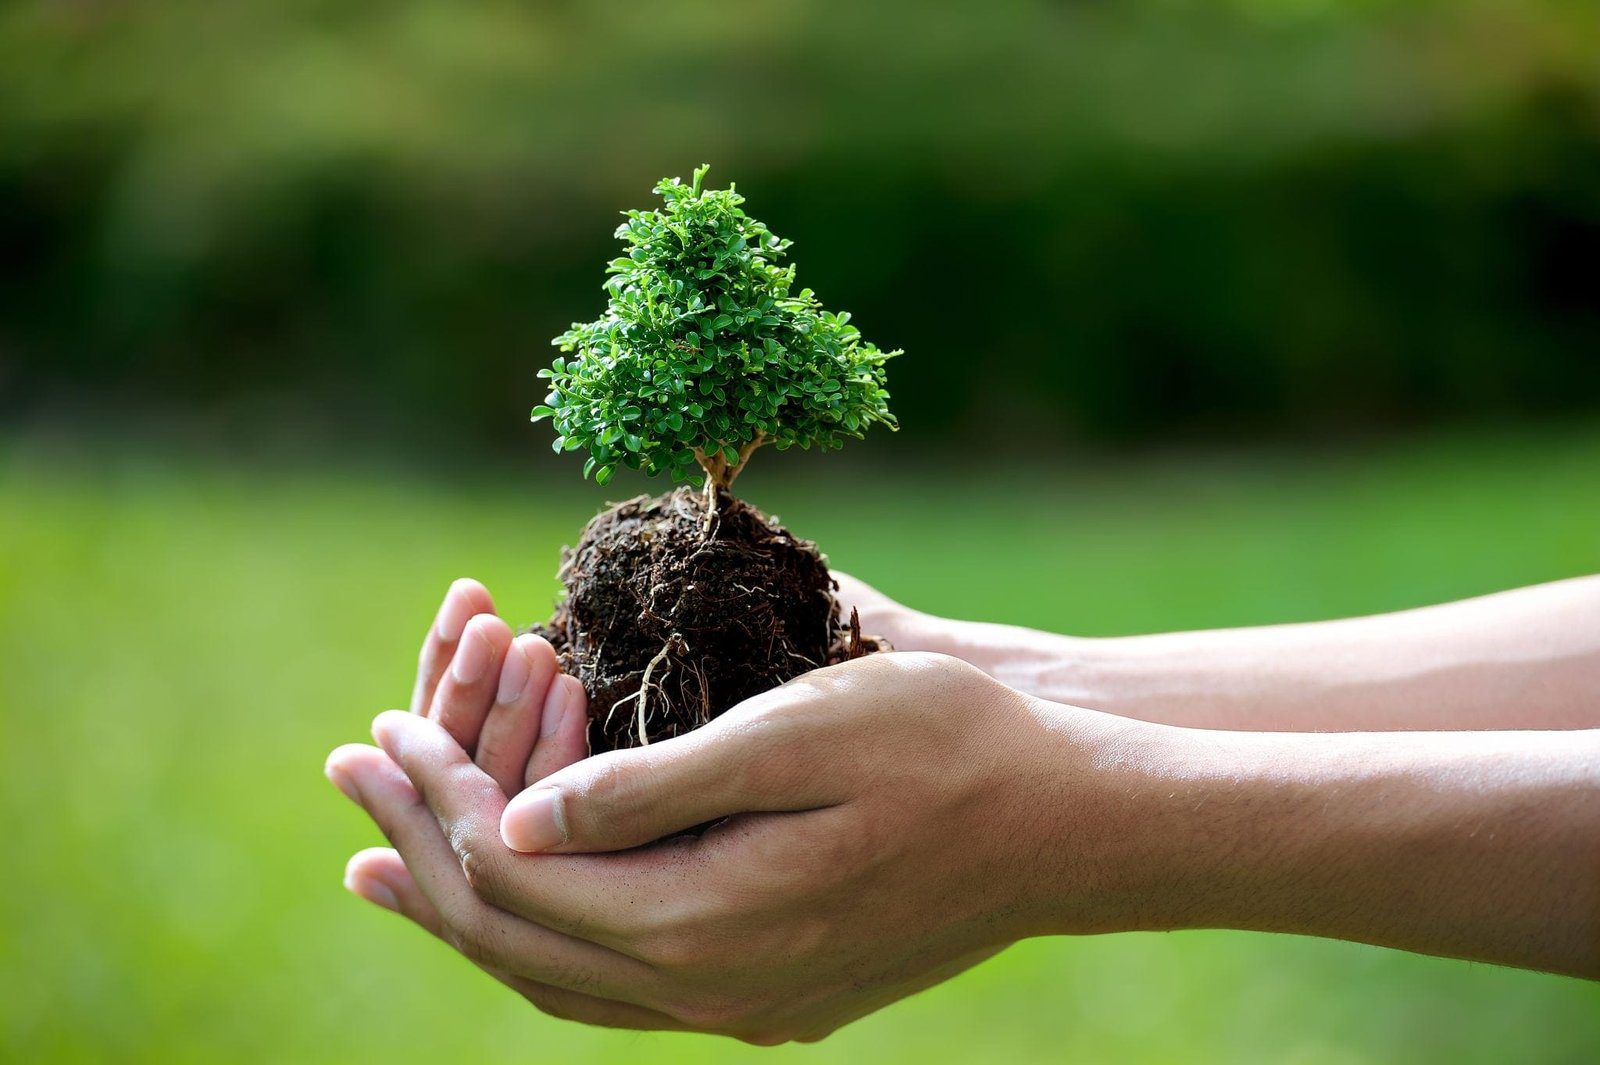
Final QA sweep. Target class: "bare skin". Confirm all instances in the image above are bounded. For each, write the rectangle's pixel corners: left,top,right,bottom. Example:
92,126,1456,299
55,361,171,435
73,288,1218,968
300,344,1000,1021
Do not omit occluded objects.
327,575,1600,1044
835,572,1600,731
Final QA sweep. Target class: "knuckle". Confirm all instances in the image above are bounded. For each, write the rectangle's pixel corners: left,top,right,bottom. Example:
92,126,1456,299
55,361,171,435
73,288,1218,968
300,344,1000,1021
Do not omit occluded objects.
471,728,506,769
445,909,518,972
445,914,492,965
672,993,751,1032
437,896,512,970
454,835,511,906
573,759,649,839
579,759,630,807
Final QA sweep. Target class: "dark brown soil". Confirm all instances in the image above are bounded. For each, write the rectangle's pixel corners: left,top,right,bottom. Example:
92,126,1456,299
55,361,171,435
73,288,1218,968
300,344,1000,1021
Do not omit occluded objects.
526,485,885,754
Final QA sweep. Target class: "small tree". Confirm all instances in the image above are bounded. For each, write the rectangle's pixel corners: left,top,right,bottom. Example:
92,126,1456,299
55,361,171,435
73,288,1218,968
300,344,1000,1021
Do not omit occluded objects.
534,165,898,498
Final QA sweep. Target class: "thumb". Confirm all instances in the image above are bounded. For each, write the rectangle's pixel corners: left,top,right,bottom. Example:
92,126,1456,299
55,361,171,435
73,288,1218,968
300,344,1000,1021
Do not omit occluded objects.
498,687,837,853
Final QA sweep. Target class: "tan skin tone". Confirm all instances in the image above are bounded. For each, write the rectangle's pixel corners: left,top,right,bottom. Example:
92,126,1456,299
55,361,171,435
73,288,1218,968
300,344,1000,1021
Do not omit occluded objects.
328,575,1600,1044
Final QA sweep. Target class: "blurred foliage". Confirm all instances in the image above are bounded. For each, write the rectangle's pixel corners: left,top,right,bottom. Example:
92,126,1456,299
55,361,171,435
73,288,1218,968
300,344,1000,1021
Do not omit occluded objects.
3,0,1599,450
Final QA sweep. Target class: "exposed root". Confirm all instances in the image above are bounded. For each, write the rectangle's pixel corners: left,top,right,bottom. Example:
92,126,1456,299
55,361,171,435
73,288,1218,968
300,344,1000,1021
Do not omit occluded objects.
633,634,684,746
525,486,889,753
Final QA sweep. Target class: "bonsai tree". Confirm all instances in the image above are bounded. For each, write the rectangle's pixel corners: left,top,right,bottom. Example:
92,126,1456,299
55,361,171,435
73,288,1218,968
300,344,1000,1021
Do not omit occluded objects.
525,166,900,753
534,164,897,511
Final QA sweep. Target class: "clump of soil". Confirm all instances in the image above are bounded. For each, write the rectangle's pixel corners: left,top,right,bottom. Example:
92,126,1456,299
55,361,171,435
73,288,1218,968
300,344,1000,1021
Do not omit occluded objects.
527,486,885,754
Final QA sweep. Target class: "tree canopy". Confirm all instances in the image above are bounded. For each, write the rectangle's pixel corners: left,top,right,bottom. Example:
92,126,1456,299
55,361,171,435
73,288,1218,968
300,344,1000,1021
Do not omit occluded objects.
536,166,898,489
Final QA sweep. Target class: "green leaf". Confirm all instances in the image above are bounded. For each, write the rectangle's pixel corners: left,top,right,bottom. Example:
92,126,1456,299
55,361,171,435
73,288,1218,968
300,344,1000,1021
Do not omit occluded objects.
537,168,898,488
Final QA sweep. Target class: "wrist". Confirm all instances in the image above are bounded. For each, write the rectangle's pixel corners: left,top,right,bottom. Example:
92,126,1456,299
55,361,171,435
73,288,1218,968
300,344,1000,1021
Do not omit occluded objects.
1012,709,1323,938
999,699,1201,936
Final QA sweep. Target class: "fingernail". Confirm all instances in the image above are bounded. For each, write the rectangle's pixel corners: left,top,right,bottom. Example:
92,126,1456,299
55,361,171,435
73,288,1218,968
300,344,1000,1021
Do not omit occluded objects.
345,871,400,912
498,641,532,704
435,584,472,641
501,788,567,852
325,762,360,804
451,626,491,684
540,675,573,738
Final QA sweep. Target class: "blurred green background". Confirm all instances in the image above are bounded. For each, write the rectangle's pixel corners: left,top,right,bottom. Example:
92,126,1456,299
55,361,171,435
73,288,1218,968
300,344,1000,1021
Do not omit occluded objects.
3,0,1599,1061
4,0,1600,447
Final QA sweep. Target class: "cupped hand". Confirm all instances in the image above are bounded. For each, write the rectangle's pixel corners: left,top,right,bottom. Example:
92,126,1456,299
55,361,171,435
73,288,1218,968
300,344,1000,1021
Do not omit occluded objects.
404,578,589,794
333,578,610,1022
328,650,1161,1044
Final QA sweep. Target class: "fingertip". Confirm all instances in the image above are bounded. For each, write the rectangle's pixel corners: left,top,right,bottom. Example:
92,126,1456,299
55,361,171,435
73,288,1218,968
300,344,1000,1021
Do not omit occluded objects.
450,576,494,605
540,673,586,739
344,845,402,881
496,637,534,706
325,757,360,804
500,787,568,852
561,672,587,712
343,858,402,913
523,632,559,672
326,741,377,767
465,610,513,641
435,581,477,642
371,708,414,751
327,741,383,775
455,579,497,622
524,674,590,786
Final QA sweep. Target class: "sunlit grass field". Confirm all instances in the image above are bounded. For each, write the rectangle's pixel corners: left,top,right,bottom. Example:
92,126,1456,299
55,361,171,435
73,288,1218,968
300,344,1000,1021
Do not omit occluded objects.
3,428,1598,1064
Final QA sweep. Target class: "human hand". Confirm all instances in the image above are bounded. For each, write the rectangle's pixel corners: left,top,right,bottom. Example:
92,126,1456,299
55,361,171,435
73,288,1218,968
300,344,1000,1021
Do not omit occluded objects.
334,579,612,1021
402,578,589,795
831,571,1086,702
328,651,1170,1043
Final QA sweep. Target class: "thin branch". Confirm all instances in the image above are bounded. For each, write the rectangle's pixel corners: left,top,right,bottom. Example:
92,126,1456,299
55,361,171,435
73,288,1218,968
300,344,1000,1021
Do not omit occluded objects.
724,432,767,487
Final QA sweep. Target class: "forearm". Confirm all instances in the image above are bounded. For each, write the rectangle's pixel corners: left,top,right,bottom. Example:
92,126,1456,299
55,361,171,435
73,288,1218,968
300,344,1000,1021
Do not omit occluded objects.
1067,721,1600,978
925,576,1600,731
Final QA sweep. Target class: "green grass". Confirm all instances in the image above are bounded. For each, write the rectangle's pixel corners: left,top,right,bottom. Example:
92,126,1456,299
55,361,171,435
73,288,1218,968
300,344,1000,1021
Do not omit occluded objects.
3,428,1598,1064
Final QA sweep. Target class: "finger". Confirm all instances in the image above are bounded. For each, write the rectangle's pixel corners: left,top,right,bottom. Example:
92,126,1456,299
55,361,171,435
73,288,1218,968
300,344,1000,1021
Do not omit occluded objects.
343,847,687,1032
325,742,657,998
366,711,696,945
475,634,560,796
525,674,591,788
412,579,497,715
431,613,514,753
498,972,693,1032
345,845,447,935
502,675,846,854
